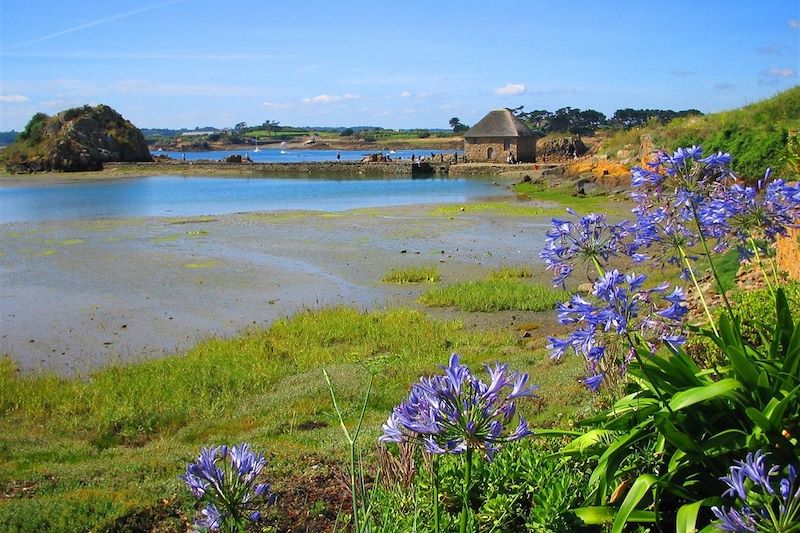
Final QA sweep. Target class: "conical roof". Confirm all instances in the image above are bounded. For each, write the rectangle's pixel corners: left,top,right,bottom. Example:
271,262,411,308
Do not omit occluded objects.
463,109,535,138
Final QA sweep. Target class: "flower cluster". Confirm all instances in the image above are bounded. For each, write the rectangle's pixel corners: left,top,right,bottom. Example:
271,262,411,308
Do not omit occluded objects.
701,170,800,255
631,145,733,206
181,443,276,531
379,354,538,458
712,450,800,532
540,208,630,286
547,270,687,391
628,146,737,272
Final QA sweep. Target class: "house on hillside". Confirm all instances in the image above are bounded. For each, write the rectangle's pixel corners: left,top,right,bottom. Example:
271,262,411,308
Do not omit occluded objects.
463,109,537,163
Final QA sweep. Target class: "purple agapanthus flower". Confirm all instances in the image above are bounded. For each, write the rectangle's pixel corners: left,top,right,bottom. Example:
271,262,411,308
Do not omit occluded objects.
628,146,737,272
180,443,276,531
700,170,800,254
547,270,687,391
540,208,630,286
379,354,538,458
713,451,800,532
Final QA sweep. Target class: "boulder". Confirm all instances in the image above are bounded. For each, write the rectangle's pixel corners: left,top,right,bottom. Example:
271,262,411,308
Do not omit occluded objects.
4,104,152,172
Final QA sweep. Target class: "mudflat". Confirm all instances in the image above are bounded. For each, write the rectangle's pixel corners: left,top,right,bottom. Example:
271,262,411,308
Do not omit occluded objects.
1,203,552,375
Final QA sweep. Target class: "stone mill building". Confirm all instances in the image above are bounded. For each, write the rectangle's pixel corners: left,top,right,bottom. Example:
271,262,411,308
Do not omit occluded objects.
463,109,537,163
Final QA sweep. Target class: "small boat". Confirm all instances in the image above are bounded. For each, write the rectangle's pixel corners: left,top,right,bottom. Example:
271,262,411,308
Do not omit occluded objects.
280,150,287,154
253,138,260,152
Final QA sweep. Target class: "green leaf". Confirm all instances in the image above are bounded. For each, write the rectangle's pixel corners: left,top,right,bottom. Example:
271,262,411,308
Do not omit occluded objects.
724,346,759,386
588,424,651,502
561,429,617,455
611,474,657,533
719,313,743,351
776,288,794,350
676,499,706,533
765,384,800,425
745,406,774,433
654,413,703,453
700,429,748,457
572,506,655,525
668,378,742,411
785,323,800,377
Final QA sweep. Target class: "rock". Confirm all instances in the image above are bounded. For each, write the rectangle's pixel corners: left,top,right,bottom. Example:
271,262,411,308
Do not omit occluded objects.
5,104,152,173
582,182,599,196
537,135,588,161
577,282,594,294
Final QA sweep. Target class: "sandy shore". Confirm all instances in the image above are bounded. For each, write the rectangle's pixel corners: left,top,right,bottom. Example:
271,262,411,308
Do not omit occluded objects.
1,202,553,375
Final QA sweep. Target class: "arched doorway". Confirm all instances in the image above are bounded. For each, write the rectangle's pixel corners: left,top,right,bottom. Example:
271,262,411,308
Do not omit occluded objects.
487,147,494,160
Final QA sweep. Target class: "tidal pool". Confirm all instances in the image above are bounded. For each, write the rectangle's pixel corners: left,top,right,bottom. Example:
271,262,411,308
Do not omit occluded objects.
0,175,500,223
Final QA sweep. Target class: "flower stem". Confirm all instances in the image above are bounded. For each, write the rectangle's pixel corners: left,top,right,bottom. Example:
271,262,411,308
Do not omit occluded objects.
460,447,473,533
432,455,440,533
591,256,604,278
690,201,733,316
748,236,775,297
679,246,719,336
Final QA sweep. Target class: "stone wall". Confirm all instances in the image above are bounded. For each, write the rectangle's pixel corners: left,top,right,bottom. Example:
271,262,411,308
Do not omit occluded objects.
106,160,449,176
516,137,536,162
465,137,536,163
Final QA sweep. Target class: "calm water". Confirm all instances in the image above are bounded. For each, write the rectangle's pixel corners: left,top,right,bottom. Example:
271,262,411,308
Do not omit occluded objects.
156,148,461,163
0,176,501,223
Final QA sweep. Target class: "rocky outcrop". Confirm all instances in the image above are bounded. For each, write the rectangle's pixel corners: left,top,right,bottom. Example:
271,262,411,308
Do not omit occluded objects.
537,136,588,162
4,104,152,172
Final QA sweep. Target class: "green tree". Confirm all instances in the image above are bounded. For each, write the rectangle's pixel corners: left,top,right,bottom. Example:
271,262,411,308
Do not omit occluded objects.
18,112,49,144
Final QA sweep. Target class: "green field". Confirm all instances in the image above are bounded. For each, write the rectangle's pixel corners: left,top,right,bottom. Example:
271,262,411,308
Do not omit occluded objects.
0,307,590,530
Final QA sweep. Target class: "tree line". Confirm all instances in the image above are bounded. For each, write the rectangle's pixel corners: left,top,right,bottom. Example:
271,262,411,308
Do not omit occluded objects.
508,106,703,135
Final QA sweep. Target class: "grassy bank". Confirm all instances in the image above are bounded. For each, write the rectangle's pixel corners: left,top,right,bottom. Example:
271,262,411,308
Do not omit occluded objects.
420,279,568,312
0,306,590,530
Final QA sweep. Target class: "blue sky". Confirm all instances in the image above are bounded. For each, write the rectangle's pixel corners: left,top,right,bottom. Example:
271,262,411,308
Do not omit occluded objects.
0,0,798,131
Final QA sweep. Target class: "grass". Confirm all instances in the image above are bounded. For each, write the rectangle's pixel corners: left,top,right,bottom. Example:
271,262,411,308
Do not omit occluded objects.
599,86,800,178
433,202,561,217
512,182,631,215
420,279,569,312
487,265,534,279
0,306,590,530
381,266,441,284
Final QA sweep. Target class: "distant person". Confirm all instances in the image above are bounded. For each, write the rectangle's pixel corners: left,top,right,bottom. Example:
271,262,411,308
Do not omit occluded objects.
336,152,341,162
454,153,458,163
411,154,416,162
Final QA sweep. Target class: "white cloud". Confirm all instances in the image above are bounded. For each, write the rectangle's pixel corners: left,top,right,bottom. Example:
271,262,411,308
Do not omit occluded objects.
495,83,526,96
765,67,797,78
0,94,30,102
713,82,735,91
301,93,360,104
400,90,412,98
759,67,797,86
789,18,800,29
